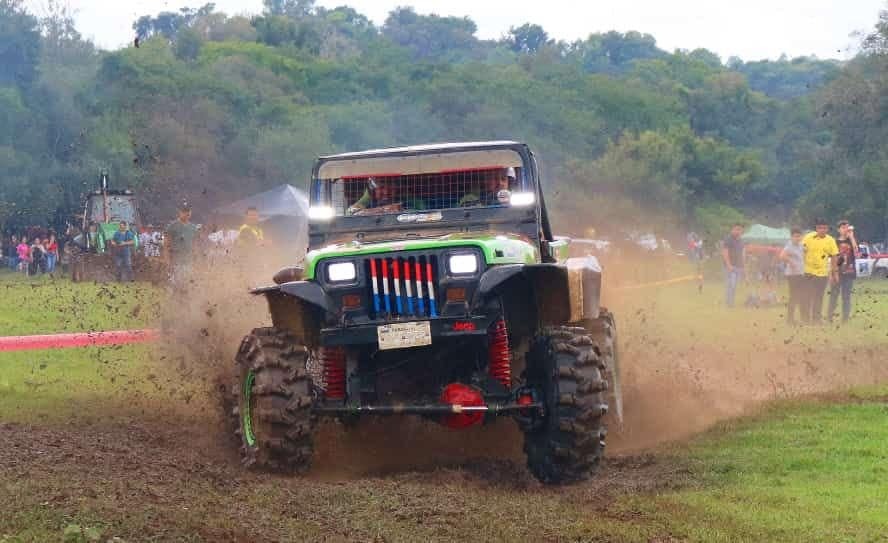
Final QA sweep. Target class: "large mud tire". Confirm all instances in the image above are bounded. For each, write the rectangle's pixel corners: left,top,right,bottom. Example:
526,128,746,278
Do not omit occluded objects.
231,327,315,473
523,326,608,485
586,309,622,429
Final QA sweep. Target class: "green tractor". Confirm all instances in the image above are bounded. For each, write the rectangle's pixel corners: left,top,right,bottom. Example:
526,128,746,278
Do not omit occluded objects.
231,141,622,484
70,172,161,282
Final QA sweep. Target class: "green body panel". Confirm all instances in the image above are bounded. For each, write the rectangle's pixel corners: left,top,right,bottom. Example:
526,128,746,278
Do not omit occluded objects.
304,233,540,280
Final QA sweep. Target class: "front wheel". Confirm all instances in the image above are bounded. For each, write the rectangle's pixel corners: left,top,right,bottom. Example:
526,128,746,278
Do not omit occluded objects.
523,325,609,485
230,327,316,472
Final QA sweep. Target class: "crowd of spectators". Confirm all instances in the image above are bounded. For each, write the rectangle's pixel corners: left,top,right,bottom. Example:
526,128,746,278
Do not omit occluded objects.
1,230,62,276
722,219,861,325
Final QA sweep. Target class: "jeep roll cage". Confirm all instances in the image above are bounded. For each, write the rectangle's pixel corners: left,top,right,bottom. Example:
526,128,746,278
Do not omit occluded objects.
307,141,556,248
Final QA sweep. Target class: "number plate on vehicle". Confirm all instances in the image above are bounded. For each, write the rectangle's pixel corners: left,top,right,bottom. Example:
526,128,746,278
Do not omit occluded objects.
377,321,432,350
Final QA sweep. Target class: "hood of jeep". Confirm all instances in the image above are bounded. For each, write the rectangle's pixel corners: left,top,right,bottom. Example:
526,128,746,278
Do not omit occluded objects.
304,233,539,280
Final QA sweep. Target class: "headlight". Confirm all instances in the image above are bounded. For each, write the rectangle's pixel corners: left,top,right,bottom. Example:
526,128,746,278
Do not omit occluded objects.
327,261,356,282
308,206,335,221
448,254,478,275
509,192,535,207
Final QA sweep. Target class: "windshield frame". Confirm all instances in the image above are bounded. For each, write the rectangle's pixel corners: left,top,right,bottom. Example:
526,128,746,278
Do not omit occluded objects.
307,142,542,247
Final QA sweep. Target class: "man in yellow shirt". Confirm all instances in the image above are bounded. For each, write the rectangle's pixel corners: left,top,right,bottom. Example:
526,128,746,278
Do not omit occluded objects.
801,219,838,324
237,207,264,248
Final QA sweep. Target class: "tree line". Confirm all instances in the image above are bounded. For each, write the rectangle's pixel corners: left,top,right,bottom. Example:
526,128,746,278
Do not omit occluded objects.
0,0,884,241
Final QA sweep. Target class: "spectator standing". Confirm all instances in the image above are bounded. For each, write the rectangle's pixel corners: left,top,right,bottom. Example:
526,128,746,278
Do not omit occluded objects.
687,232,703,263
44,233,59,274
30,237,46,275
17,236,31,275
801,219,838,324
139,228,162,258
779,228,805,325
721,223,745,308
236,207,265,248
4,234,16,270
163,202,199,291
827,220,858,323
109,220,136,282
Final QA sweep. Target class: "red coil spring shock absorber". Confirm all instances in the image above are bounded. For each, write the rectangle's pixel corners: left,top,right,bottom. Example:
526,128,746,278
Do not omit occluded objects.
488,319,511,390
322,347,346,400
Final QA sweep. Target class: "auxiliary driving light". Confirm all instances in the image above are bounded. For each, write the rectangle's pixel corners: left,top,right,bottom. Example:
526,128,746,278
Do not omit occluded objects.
308,206,335,221
327,261,357,282
448,254,478,275
509,192,536,207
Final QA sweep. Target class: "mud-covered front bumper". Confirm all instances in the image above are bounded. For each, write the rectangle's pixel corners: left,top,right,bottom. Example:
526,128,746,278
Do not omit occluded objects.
319,315,495,346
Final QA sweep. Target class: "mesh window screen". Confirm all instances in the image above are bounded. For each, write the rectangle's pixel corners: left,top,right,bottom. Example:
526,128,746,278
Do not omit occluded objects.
324,167,520,216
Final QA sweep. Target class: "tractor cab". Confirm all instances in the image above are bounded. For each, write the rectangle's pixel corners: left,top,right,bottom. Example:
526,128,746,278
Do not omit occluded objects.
75,172,140,253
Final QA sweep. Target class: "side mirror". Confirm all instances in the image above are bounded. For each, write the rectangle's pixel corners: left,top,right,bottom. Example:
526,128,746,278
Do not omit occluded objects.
273,266,304,285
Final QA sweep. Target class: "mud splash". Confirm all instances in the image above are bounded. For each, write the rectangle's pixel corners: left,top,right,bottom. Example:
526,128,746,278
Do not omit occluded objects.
150,249,888,474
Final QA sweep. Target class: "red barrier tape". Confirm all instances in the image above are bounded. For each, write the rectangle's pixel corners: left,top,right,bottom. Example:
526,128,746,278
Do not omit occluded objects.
0,329,160,352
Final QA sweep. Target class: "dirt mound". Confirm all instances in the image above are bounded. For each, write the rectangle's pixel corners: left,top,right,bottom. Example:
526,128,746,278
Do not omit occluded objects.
609,310,888,452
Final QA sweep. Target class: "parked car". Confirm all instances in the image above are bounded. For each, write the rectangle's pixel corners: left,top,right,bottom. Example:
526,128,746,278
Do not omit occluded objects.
855,242,888,278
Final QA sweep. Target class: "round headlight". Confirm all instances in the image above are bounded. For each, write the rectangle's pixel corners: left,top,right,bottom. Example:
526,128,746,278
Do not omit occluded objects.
449,254,478,275
327,261,356,282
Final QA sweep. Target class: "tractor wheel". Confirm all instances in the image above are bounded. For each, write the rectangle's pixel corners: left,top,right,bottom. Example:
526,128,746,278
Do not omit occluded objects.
230,327,315,473
586,309,623,429
523,325,608,485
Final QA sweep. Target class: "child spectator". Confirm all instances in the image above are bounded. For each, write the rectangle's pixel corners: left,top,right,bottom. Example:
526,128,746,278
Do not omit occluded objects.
16,236,31,275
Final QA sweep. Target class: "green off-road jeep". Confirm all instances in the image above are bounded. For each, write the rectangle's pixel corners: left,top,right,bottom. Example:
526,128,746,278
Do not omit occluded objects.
231,141,622,484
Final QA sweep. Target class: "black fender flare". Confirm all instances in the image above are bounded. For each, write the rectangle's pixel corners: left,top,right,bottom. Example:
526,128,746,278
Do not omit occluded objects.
252,281,332,313
472,257,602,325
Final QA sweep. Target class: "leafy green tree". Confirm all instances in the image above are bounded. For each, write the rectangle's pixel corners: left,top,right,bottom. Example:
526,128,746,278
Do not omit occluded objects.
508,23,549,54
382,7,478,60
0,0,40,87
263,0,315,18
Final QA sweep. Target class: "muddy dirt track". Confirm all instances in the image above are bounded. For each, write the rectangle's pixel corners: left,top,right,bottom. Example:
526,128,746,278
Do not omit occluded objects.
3,273,888,541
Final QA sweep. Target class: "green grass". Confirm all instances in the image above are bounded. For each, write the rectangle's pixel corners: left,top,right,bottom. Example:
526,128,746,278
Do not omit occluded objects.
612,273,888,350
638,399,888,542
0,272,167,422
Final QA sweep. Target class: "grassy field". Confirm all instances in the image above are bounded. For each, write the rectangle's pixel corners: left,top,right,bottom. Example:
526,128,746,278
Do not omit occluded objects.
0,272,166,422
610,258,888,349
1,270,887,541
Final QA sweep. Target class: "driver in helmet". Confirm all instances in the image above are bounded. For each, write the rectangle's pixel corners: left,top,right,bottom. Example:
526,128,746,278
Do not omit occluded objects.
347,177,426,215
458,167,515,207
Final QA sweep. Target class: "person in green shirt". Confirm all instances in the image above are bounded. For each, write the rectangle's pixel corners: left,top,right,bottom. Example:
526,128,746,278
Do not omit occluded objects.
163,202,199,290
347,177,426,215
458,167,515,207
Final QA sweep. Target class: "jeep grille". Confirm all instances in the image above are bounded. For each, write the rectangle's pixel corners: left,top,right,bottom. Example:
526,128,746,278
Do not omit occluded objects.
365,254,439,319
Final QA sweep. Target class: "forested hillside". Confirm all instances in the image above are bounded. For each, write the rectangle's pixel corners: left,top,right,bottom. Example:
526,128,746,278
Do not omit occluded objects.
0,0,885,240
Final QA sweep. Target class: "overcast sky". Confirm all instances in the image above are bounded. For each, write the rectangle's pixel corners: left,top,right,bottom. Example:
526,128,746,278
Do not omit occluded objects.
25,0,886,61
